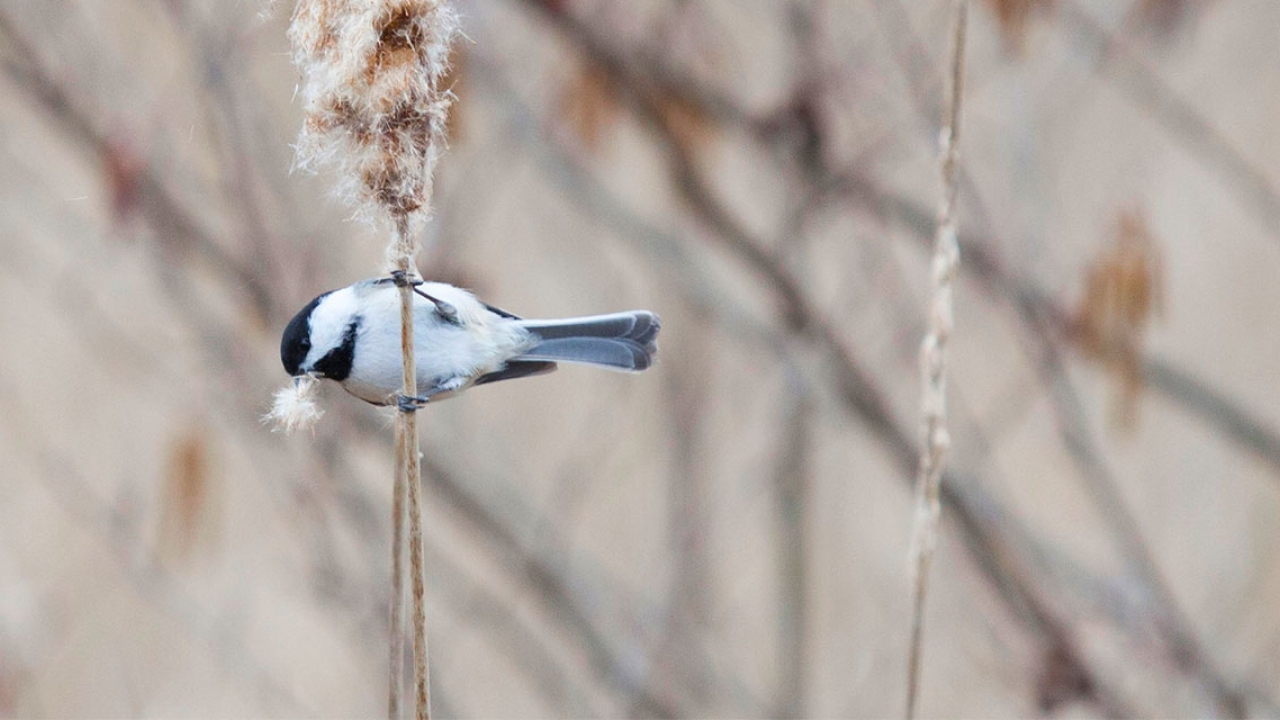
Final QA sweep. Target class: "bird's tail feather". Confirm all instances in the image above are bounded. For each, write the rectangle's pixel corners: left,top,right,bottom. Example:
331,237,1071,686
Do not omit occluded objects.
516,311,659,371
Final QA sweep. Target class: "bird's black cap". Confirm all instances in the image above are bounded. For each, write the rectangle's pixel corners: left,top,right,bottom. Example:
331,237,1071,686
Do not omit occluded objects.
280,292,327,376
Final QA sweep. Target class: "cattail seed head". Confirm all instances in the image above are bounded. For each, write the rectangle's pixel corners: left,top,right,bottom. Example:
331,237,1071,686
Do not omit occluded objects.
289,0,460,230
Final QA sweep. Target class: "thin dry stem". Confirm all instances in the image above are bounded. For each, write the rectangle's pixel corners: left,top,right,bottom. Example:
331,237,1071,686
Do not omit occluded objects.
393,215,431,720
405,421,429,718
389,423,408,718
905,2,966,718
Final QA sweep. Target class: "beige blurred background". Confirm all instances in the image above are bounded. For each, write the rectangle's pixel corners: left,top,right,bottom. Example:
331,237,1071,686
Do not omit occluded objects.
2,0,1279,716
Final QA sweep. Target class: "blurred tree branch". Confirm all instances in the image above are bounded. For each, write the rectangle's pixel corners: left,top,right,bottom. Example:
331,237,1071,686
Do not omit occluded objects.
859,2,1280,478
515,0,1280,487
1062,1,1280,241
340,413,751,717
864,6,1253,713
0,381,306,715
772,372,813,719
507,0,1278,713
0,8,276,322
418,450,681,718
475,17,1123,712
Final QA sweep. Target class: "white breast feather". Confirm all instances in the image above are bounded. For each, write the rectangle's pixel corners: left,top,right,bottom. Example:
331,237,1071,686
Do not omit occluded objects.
342,281,534,404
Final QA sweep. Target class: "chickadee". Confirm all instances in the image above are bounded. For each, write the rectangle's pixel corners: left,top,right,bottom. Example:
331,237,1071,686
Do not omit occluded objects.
280,275,660,408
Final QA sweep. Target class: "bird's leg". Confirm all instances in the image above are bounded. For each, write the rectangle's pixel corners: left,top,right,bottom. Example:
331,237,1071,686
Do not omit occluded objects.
389,270,459,324
396,377,467,412
417,287,460,324
397,394,427,412
397,392,437,412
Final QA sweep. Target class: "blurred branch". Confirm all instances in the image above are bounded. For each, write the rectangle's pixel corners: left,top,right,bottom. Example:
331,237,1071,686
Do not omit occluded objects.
0,8,276,322
509,1,1280,714
521,0,1280,494
421,543,591,715
516,0,903,458
417,450,681,719
1145,359,1280,464
1013,289,1249,716
865,6,1252,714
344,405,715,716
520,0,769,139
849,173,1280,483
654,334,714,708
495,6,1125,714
327,404,722,716
166,4,289,306
315,438,602,716
865,3,1280,480
0,382,306,715
1061,1,1280,241
834,161,1264,715
772,371,813,719
818,169,1277,715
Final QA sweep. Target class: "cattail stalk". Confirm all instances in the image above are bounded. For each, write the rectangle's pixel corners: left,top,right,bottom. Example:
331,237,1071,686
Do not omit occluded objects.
394,214,431,716
389,419,408,717
904,2,966,719
288,1,459,717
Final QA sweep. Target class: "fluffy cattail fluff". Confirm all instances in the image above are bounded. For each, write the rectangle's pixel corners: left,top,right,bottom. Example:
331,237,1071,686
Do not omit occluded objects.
289,0,460,231
265,375,325,434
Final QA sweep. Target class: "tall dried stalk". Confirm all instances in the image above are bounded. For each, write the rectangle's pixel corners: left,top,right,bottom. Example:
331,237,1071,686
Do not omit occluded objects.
289,1,459,718
394,214,431,716
904,2,967,719
389,417,409,717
